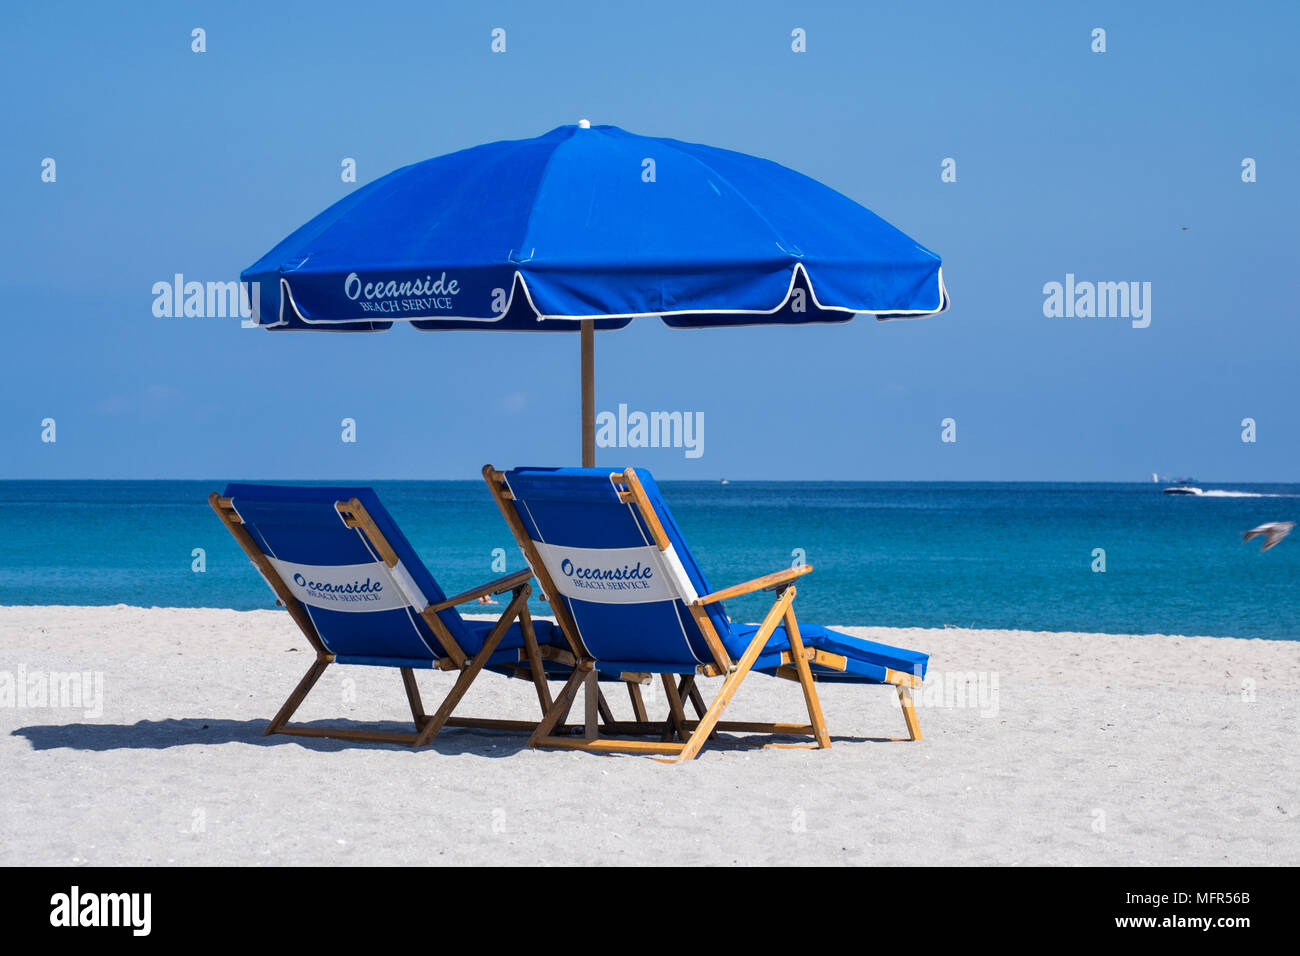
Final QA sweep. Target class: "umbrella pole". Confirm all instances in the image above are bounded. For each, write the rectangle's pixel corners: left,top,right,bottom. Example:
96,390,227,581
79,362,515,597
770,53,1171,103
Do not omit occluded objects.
581,319,595,467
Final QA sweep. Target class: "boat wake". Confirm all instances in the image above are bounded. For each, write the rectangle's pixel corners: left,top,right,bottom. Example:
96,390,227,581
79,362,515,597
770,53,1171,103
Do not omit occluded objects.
1198,489,1297,498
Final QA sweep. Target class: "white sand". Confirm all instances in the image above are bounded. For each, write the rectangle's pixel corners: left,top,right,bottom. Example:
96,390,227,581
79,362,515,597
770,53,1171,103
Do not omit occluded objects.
1,604,1297,866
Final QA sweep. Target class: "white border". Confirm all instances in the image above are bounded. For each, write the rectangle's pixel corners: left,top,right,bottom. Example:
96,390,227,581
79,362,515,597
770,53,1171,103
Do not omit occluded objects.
255,262,949,329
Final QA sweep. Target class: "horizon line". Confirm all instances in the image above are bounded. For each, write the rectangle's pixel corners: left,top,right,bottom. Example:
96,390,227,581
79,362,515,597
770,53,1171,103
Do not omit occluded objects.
2,477,1297,485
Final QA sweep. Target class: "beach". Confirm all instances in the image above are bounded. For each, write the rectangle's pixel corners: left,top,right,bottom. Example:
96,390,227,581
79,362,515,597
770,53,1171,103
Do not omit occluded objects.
2,604,1297,866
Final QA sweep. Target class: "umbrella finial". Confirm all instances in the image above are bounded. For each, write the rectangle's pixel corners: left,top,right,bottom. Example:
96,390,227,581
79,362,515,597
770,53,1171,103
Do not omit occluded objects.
578,118,591,129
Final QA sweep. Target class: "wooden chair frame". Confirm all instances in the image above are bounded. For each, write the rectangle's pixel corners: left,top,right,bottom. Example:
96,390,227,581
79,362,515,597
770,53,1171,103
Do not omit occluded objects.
211,492,572,747
482,466,923,762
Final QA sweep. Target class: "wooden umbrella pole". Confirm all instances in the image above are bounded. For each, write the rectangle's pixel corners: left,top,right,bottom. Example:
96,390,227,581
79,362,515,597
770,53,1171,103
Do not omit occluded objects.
581,319,595,467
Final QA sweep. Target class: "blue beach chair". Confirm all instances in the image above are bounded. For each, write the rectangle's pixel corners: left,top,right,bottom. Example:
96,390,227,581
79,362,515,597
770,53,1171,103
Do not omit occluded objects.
484,465,928,762
210,484,582,747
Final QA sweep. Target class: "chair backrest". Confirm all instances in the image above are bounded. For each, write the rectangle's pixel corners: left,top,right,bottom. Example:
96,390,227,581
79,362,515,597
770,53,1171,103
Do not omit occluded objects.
221,483,476,666
500,467,737,670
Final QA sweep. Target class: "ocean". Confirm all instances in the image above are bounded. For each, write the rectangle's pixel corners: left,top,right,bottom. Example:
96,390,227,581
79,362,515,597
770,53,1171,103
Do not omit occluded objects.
0,480,1296,640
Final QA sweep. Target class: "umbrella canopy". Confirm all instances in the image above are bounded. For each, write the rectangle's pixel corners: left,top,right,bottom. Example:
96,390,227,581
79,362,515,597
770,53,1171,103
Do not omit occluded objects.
242,123,949,461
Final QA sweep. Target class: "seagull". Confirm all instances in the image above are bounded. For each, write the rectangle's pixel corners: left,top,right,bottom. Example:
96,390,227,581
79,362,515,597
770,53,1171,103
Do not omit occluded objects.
1242,521,1295,552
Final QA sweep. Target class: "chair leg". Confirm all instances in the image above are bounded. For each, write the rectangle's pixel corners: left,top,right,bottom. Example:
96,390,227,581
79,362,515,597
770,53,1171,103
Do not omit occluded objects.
413,589,524,747
523,585,852,761
596,687,617,729
782,607,831,749
518,605,553,714
672,586,797,762
529,664,592,747
583,671,600,740
661,673,689,741
400,667,427,727
551,693,578,732
627,681,649,722
265,657,331,736
673,660,759,762
678,675,718,741
686,679,707,718
897,685,922,741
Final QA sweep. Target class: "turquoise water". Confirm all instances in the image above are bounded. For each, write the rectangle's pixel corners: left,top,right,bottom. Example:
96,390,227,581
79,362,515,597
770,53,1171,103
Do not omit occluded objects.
0,481,1297,639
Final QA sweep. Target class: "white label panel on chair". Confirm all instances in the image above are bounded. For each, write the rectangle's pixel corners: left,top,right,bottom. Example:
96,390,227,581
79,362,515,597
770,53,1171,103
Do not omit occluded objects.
532,542,694,605
268,558,414,613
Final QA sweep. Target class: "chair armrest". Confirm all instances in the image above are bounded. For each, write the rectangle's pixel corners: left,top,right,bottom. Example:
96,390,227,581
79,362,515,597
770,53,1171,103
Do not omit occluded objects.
426,568,533,611
692,564,812,606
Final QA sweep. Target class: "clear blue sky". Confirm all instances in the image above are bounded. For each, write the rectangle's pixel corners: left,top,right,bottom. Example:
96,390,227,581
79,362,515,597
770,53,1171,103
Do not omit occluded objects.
2,0,1296,480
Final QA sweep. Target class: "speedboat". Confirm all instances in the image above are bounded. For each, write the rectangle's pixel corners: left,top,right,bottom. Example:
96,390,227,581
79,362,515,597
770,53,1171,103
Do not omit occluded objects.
1162,481,1203,496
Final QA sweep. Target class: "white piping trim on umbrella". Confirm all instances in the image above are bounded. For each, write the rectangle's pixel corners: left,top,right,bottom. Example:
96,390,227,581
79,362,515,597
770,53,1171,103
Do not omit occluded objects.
255,262,948,329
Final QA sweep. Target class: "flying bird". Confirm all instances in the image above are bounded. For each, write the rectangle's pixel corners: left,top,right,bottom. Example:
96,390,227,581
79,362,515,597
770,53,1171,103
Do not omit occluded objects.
1242,521,1295,552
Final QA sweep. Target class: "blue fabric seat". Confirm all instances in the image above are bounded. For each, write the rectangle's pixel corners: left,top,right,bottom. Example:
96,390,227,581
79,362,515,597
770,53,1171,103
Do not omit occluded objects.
223,483,566,668
487,465,928,760
497,467,927,683
212,483,567,748
741,623,930,684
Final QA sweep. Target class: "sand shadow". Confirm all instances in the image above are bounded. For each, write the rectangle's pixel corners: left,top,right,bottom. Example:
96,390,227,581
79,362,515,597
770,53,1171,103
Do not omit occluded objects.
10,717,532,756
12,719,893,758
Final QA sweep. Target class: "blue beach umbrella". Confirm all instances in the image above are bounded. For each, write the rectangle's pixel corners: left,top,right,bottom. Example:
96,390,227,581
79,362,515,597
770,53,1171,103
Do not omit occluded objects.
242,122,949,464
